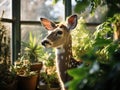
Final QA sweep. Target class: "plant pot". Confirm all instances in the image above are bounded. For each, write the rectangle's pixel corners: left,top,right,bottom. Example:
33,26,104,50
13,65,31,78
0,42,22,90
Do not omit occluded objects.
30,62,43,86
30,62,43,72
0,80,17,90
17,74,38,90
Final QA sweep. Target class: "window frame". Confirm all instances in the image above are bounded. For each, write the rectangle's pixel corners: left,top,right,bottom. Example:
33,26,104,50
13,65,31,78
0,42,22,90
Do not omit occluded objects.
1,0,99,63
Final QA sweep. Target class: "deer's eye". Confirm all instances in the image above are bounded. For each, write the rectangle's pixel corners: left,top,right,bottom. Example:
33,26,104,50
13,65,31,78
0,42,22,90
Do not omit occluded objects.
57,31,63,35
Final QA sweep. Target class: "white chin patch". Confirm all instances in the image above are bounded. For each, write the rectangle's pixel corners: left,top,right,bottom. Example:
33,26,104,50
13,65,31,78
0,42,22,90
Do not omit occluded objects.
45,44,52,48
56,45,65,55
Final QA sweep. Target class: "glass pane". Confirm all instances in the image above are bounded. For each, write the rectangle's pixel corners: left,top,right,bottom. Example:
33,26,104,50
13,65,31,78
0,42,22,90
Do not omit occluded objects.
21,0,64,21
21,25,48,57
21,25,46,43
0,0,12,19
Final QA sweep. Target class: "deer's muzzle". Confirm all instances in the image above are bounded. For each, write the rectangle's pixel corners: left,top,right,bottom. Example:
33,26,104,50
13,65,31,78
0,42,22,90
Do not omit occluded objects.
41,40,52,47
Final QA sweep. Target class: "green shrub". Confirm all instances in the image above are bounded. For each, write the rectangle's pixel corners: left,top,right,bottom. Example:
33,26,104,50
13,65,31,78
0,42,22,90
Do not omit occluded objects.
67,14,120,90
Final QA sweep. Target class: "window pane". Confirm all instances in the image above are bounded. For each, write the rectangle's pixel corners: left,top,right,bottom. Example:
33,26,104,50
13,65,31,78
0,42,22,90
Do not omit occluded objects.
21,0,64,21
21,25,46,43
0,0,12,19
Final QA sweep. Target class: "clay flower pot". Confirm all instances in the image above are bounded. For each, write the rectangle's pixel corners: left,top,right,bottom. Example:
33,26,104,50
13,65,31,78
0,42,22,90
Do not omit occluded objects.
17,62,43,90
17,74,38,90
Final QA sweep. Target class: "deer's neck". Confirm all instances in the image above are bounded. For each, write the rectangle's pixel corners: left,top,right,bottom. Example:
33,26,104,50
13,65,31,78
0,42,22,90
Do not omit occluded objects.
55,35,72,82
56,35,72,65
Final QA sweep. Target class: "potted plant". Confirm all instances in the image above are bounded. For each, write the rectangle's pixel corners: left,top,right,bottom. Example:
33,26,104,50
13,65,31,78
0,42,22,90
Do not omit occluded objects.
0,11,17,90
39,66,60,90
0,64,17,90
14,55,42,90
14,32,43,90
21,29,60,90
21,32,44,63
21,32,43,87
39,53,60,90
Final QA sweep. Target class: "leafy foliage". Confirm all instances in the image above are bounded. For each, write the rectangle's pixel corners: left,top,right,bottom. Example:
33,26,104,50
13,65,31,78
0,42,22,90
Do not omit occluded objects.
0,11,16,87
13,58,36,76
21,32,59,87
74,0,120,16
52,0,59,5
52,0,120,17
21,32,45,62
74,0,90,13
0,16,10,64
71,17,92,60
67,14,120,90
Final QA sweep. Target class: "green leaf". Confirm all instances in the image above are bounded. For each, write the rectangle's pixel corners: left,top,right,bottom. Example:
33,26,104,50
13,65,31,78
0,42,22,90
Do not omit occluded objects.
67,79,81,90
67,66,90,90
107,43,119,55
68,67,89,79
52,0,59,5
74,1,90,13
29,32,33,43
94,38,112,47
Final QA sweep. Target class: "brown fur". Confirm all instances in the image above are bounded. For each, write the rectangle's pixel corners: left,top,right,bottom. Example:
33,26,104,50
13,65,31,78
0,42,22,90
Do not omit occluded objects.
41,15,82,90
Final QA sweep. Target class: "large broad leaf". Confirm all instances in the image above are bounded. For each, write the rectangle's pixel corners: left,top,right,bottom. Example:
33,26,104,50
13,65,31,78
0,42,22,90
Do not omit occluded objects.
68,67,88,79
74,0,90,13
94,38,112,47
67,66,90,90
67,79,81,90
107,43,119,55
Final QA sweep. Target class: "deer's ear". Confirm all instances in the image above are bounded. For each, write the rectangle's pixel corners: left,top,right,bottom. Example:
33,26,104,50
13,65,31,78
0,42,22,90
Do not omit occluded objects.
67,15,77,30
40,18,56,30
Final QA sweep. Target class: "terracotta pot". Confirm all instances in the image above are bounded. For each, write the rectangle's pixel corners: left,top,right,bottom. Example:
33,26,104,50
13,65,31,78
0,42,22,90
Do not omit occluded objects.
30,62,43,86
17,62,43,90
30,62,43,72
17,74,38,90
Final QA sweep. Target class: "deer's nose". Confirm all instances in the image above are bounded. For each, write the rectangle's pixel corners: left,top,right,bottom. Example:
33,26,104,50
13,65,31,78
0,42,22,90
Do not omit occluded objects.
41,40,51,46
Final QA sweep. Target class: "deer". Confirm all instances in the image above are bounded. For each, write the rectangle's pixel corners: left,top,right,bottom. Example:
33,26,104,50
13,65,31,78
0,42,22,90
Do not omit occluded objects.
40,15,82,90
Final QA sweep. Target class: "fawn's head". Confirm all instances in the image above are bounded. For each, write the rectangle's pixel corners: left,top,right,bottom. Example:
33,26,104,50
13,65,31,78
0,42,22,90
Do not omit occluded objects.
41,15,77,48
